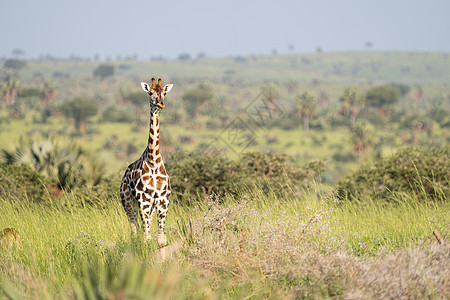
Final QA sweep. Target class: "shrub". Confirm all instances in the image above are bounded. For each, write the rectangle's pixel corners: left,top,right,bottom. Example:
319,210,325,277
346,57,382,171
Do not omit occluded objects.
166,152,242,200
166,152,324,202
0,163,48,201
93,64,115,79
337,146,450,201
101,106,134,123
1,137,105,191
66,173,122,208
241,152,324,189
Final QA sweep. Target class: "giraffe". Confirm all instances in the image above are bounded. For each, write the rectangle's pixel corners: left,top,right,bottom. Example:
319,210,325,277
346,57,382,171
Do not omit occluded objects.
120,78,173,247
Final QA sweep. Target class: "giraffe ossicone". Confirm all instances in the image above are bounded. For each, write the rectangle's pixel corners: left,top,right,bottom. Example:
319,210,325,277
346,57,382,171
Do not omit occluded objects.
120,78,173,247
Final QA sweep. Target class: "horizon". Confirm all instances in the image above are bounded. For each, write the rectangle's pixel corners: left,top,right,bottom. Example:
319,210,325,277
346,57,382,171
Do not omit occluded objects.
3,49,450,62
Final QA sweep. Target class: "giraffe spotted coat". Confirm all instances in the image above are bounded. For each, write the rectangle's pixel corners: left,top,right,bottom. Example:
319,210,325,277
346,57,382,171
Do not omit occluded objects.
120,78,173,247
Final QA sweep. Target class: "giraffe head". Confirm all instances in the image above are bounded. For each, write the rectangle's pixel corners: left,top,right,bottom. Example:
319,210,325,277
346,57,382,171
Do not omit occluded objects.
141,78,173,112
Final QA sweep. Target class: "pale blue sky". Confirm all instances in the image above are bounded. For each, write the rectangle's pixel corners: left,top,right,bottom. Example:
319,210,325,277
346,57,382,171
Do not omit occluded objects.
1,0,449,59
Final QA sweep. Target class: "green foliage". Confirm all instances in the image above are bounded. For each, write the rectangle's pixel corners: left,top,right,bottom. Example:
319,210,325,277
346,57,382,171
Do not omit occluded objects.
388,83,410,96
351,121,371,154
18,87,43,98
181,84,213,118
166,151,324,201
3,59,27,70
337,146,450,202
71,257,182,300
0,179,448,299
0,74,20,105
60,97,98,132
241,152,324,186
0,163,48,201
1,137,104,191
66,173,121,208
296,92,317,117
260,84,280,103
93,63,115,79
365,85,400,118
296,91,318,132
123,91,146,106
101,106,134,123
166,152,241,199
339,87,363,126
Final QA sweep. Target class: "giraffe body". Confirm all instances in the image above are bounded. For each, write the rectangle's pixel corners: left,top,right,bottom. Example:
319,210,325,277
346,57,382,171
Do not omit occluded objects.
120,78,173,247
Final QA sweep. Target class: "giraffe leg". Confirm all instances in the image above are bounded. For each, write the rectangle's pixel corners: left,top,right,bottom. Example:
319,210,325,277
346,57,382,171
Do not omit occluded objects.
120,185,139,236
140,203,155,240
156,199,169,247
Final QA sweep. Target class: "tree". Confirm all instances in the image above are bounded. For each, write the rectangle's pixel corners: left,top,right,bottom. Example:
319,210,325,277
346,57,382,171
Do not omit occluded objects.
182,84,213,119
60,98,98,133
1,137,104,189
42,81,58,106
351,122,370,154
365,85,400,119
93,64,115,80
0,75,20,105
123,91,147,115
3,59,27,71
339,87,363,127
261,84,280,104
388,83,410,97
12,48,26,58
296,92,317,132
177,53,191,62
258,85,281,125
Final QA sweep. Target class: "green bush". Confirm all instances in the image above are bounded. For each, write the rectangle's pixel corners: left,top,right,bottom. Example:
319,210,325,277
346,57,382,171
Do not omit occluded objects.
166,151,324,202
240,152,324,189
337,146,449,202
101,106,134,123
93,63,115,79
166,152,242,199
66,173,122,208
1,137,105,191
0,163,48,201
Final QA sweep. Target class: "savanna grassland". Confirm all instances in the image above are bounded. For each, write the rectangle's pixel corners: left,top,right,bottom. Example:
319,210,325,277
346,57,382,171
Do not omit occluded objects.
1,52,449,299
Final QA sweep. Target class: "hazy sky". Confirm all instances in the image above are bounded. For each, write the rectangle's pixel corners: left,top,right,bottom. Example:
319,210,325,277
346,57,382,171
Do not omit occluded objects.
1,0,449,59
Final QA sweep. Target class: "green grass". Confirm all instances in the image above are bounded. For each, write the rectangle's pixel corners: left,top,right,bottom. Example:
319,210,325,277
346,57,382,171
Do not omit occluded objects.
0,113,357,179
2,51,449,184
1,183,448,298
1,51,449,297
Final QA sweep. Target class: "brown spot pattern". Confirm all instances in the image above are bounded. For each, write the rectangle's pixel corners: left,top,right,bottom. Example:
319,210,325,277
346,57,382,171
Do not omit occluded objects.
156,176,165,190
120,80,172,247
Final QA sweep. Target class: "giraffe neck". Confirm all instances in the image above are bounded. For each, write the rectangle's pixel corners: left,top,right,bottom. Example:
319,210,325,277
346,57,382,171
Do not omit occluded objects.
146,112,162,166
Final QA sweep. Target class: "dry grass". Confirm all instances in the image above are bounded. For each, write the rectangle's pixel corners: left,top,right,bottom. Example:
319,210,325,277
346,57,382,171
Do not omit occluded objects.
179,192,449,299
1,185,448,299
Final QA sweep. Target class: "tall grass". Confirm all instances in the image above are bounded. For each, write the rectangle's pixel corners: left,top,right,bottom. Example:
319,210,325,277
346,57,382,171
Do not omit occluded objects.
1,182,448,299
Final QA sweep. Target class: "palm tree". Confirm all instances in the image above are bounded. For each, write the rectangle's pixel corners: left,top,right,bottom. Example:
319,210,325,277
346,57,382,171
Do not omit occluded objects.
339,87,363,127
261,85,280,105
296,92,317,132
1,137,104,189
60,97,98,133
182,84,214,119
42,81,57,107
0,75,20,105
351,122,370,155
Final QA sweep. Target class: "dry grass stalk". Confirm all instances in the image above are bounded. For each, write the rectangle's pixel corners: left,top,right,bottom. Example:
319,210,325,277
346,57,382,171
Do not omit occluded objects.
433,230,445,245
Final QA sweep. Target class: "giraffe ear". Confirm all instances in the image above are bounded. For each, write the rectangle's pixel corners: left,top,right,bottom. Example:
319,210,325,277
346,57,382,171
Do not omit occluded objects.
164,84,173,93
141,82,151,93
